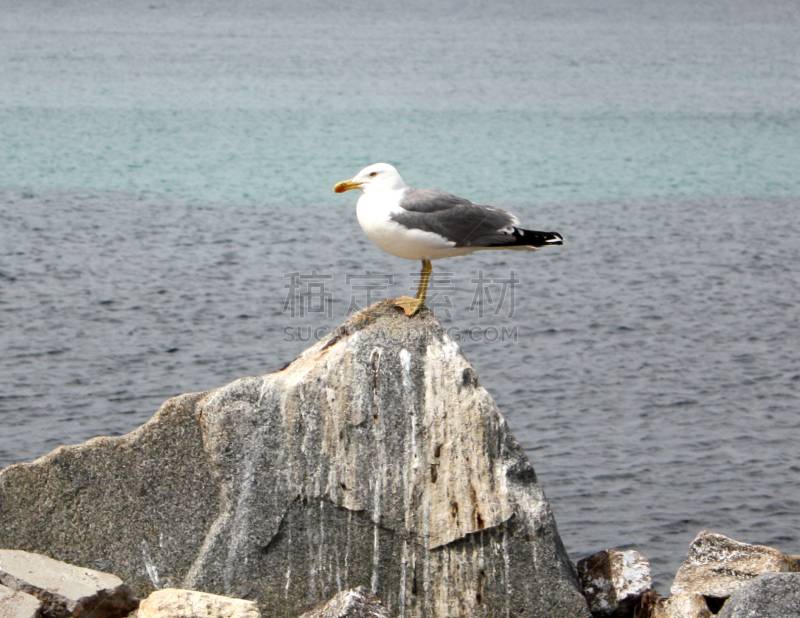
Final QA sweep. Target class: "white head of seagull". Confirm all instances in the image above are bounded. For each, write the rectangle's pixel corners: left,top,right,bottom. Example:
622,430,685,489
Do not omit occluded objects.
333,162,406,194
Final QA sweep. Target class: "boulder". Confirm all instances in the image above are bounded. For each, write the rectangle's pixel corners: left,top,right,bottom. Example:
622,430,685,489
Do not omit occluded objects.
716,572,800,617
640,593,712,618
671,531,797,601
577,549,652,616
137,589,259,618
0,549,138,618
298,586,392,618
0,583,42,618
0,303,589,618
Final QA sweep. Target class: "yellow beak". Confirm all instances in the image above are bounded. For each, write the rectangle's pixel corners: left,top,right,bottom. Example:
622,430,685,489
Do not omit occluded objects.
333,178,362,193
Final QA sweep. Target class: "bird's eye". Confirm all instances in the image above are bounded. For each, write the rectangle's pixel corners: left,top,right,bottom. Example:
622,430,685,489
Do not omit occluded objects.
369,172,378,177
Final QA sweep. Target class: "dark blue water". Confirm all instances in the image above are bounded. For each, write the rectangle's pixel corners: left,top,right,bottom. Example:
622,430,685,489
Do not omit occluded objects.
1,0,799,593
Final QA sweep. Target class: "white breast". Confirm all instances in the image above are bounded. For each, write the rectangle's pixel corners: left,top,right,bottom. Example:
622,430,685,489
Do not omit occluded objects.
356,190,474,261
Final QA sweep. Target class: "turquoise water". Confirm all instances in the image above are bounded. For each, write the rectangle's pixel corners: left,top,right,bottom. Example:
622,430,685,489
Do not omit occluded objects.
4,107,799,204
2,0,799,594
2,0,799,204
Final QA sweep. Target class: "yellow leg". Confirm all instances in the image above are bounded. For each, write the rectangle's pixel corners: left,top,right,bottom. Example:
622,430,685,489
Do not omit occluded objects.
416,259,432,302
395,259,432,316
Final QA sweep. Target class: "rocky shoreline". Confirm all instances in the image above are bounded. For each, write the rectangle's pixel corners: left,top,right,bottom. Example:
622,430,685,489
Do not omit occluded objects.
2,530,799,618
576,531,800,617
1,304,797,617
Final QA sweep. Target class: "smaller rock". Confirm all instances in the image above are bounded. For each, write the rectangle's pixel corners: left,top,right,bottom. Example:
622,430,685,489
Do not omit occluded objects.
298,587,392,618
671,531,795,600
137,589,259,618
0,550,137,618
0,583,42,618
639,593,712,618
716,572,800,618
577,549,652,616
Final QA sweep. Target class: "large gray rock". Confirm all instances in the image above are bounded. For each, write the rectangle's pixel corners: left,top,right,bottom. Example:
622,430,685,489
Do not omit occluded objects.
0,550,138,618
0,303,589,618
671,531,797,599
716,573,800,618
298,586,392,618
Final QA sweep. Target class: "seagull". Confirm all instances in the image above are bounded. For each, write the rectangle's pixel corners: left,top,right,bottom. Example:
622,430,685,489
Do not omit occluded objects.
333,163,563,316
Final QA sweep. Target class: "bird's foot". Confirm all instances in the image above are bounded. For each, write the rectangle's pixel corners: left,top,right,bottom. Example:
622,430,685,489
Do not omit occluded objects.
393,296,425,316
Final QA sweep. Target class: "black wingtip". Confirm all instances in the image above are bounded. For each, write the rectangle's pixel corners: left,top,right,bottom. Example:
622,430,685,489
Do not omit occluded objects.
486,228,564,249
522,229,564,246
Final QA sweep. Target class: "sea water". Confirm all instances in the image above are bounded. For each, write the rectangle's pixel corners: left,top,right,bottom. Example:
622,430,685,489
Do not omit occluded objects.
1,0,798,592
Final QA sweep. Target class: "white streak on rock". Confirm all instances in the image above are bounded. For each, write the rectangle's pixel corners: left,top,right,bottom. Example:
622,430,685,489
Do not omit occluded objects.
223,444,258,591
503,529,512,618
399,539,408,618
399,348,411,375
141,541,162,589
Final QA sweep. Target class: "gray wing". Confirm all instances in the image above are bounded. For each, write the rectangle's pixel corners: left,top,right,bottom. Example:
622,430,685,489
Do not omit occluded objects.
394,187,518,247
